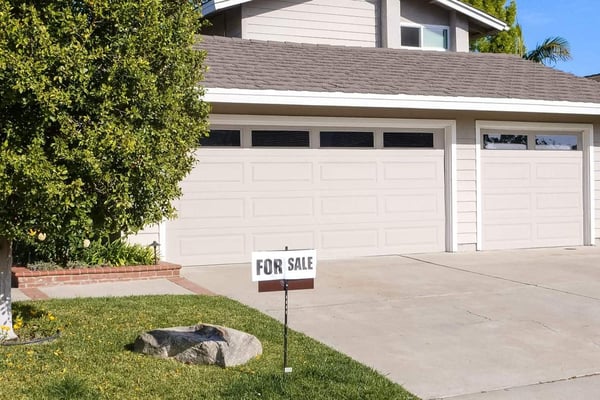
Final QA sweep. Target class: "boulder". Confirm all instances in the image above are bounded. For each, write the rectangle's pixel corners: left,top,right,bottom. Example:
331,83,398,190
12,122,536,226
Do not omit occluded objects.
133,324,262,367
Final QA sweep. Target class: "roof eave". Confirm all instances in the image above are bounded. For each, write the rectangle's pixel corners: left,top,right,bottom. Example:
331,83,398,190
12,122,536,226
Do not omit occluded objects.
432,0,509,32
201,0,251,16
203,88,600,116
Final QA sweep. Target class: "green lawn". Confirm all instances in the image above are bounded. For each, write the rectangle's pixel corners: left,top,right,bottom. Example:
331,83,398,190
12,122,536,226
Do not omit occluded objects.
1,295,418,400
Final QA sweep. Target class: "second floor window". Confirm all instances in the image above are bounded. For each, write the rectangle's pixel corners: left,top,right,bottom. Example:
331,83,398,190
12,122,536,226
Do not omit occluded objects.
401,24,449,51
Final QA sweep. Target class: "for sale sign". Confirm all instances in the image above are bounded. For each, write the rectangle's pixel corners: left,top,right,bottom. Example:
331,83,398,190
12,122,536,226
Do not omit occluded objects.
251,249,317,282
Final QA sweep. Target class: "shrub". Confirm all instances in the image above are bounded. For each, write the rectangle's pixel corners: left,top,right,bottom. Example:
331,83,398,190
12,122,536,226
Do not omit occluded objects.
13,237,154,269
77,239,154,267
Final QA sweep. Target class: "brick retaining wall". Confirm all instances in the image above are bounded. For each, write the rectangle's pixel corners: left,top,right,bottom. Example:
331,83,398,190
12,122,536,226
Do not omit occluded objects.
11,262,181,288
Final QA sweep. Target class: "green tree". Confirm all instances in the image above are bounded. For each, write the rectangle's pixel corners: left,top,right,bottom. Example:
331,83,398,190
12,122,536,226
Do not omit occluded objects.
0,0,208,338
462,0,571,65
462,0,525,55
523,36,572,65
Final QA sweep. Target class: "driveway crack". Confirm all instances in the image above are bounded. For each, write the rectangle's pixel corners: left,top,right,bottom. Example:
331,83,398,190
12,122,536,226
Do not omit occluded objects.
530,320,559,334
434,371,600,399
459,307,493,322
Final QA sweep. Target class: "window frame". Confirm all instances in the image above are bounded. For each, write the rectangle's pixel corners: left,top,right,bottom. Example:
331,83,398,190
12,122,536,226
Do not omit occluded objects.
250,129,311,148
481,130,581,151
400,23,450,51
199,129,242,147
319,131,375,148
383,132,435,148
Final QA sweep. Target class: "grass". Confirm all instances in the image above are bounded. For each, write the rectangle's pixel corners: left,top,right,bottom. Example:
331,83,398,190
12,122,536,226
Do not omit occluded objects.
0,295,418,400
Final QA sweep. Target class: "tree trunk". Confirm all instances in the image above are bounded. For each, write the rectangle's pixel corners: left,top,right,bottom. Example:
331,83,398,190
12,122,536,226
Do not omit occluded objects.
0,238,17,340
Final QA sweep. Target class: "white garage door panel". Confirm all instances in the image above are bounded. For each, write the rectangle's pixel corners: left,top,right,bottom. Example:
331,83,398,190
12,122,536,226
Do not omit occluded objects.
179,233,246,257
385,225,444,247
252,196,314,217
482,151,583,250
252,162,313,182
167,148,446,265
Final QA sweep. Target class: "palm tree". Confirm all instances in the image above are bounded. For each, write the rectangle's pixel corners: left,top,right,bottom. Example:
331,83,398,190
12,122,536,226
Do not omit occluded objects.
523,36,572,65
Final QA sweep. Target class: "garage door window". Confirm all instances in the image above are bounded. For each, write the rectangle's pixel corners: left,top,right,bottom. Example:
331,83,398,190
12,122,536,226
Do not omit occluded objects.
535,134,578,150
483,134,528,150
252,130,310,147
384,132,434,148
200,130,241,147
320,131,374,147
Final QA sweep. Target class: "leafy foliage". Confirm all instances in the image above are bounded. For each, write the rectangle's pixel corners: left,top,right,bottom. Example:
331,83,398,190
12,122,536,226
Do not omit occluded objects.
14,237,154,268
76,239,154,267
462,0,524,55
462,0,571,65
0,0,209,258
523,36,572,65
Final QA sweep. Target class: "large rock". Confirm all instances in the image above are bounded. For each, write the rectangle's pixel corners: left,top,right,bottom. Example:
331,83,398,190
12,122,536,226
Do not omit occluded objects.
133,324,262,367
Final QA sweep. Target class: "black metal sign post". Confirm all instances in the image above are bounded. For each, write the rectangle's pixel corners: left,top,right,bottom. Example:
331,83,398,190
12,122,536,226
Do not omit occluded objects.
283,278,291,373
283,246,291,374
253,246,316,375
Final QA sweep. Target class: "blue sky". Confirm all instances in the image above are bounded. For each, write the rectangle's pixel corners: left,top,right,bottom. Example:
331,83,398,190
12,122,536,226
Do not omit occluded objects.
516,0,598,77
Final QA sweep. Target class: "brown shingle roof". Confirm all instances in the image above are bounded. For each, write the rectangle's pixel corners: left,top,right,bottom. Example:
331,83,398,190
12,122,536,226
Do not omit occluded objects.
197,35,600,104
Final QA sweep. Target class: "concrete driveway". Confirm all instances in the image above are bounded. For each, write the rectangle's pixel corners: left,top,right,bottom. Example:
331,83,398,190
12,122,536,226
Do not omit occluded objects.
181,246,600,400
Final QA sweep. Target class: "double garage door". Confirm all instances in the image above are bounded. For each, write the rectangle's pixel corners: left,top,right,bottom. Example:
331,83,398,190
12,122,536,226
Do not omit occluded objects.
166,128,447,265
161,124,588,266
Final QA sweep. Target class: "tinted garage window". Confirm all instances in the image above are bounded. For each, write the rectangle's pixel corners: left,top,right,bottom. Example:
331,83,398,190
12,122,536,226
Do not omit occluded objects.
384,132,434,148
252,130,310,147
320,131,374,148
200,130,241,147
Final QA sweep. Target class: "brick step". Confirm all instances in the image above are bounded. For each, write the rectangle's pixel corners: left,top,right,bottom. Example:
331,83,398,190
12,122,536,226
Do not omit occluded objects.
11,263,181,288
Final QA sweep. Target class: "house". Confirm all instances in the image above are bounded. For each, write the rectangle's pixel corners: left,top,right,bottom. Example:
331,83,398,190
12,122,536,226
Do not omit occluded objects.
132,0,600,266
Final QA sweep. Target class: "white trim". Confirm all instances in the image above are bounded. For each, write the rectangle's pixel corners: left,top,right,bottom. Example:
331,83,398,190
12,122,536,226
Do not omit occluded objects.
583,128,595,245
475,120,595,250
432,0,508,32
445,121,458,252
201,0,250,16
159,221,167,261
209,114,457,129
204,88,600,116
400,23,450,51
475,121,483,250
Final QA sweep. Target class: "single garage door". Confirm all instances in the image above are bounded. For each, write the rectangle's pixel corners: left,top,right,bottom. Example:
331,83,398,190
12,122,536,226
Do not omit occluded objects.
481,132,583,250
166,128,446,265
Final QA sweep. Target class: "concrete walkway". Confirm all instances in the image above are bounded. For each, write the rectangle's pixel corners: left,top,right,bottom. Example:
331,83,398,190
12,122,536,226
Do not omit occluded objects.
13,246,600,399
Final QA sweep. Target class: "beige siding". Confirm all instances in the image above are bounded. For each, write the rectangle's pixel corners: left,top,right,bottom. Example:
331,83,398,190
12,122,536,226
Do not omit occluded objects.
455,119,477,249
242,0,379,47
449,11,470,52
400,0,449,26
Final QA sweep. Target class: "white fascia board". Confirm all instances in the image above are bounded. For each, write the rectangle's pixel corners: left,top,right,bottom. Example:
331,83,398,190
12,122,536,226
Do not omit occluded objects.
432,0,509,32
201,0,251,16
204,88,600,116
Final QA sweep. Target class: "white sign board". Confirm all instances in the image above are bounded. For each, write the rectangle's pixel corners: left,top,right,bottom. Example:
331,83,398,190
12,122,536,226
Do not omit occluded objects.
252,249,317,282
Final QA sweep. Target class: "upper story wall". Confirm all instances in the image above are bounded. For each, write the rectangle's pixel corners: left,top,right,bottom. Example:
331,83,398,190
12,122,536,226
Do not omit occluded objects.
241,0,379,47
401,0,449,26
203,0,475,51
